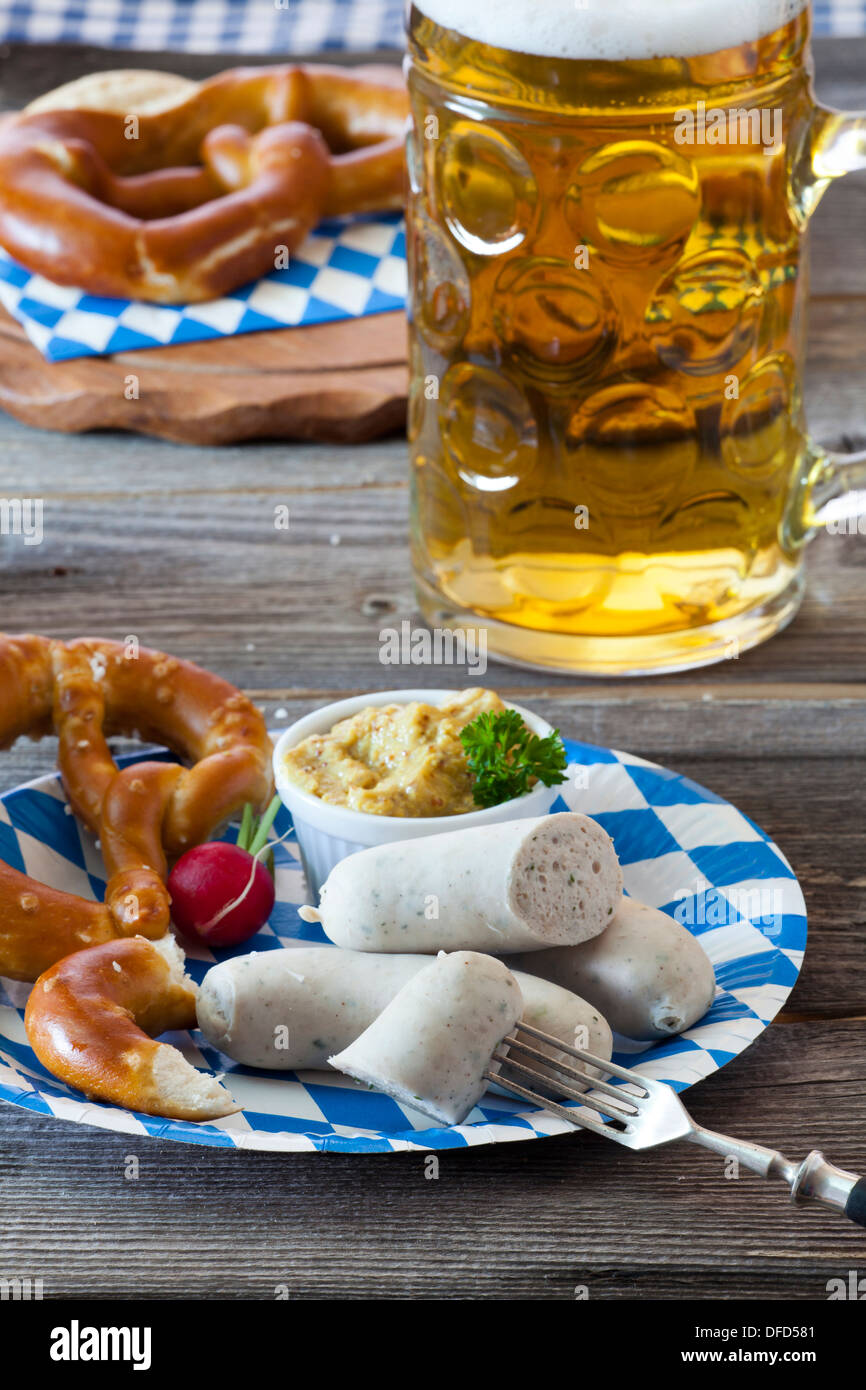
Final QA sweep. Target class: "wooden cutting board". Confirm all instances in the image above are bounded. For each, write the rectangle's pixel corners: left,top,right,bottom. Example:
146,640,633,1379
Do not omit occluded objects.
0,303,408,444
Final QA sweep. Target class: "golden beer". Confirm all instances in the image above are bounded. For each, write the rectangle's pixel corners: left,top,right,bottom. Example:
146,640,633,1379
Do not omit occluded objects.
406,1,818,673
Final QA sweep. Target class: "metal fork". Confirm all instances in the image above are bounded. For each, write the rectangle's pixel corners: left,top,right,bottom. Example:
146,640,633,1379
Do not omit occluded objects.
486,1022,866,1227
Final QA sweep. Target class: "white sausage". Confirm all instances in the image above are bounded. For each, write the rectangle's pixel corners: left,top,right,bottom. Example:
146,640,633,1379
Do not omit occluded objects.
300,812,622,954
329,951,523,1126
511,897,716,1040
196,946,613,1078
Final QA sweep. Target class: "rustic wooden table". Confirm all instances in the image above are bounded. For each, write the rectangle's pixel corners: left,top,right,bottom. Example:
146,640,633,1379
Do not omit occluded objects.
0,39,865,1302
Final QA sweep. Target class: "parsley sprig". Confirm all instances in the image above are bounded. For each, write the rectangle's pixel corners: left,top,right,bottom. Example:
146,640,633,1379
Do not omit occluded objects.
460,710,568,809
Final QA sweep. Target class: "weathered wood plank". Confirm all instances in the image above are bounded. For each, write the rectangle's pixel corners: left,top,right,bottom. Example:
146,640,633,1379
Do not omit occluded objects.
2,484,866,688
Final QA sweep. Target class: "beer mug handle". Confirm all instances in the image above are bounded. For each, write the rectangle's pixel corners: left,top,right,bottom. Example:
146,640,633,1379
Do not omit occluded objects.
790,105,866,541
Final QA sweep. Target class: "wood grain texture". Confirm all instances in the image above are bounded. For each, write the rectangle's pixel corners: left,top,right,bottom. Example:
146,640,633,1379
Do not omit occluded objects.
2,447,866,687
0,308,408,443
0,37,864,1303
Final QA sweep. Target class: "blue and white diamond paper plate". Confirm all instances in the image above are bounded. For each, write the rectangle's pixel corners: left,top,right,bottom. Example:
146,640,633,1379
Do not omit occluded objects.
0,213,406,362
0,736,806,1153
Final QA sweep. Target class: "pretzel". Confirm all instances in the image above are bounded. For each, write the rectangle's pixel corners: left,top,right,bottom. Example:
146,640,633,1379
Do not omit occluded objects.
25,935,238,1121
0,860,117,982
0,633,272,980
0,64,407,303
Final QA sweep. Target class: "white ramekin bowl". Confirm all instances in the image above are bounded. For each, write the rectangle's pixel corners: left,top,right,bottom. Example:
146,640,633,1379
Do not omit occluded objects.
273,689,560,899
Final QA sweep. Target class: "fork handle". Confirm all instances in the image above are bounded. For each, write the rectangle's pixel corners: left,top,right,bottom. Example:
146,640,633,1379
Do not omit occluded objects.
790,1150,866,1226
691,1128,866,1226
844,1178,866,1228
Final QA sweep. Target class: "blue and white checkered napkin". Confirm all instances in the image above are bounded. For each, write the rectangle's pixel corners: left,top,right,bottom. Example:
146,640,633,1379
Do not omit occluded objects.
0,0,859,50
0,213,407,361
0,0,408,52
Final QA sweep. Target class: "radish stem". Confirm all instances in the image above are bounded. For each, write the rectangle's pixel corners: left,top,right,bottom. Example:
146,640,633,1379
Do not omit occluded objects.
248,794,281,858
237,802,254,852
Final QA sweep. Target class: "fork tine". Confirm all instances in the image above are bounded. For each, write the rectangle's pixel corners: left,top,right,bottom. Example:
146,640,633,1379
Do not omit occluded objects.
491,1050,638,1122
484,1070,636,1146
513,1022,652,1089
502,1033,646,1107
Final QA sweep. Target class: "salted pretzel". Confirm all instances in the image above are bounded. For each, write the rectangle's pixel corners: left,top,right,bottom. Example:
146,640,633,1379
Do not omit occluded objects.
0,861,117,982
0,634,272,980
0,64,407,303
25,935,238,1121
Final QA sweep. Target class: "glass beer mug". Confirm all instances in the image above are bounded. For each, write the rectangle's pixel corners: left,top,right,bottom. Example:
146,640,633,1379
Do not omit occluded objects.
405,0,866,674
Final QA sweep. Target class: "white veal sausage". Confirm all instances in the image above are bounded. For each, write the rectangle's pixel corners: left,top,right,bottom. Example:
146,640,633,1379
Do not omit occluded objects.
299,812,622,953
195,946,613,1077
511,897,716,1041
329,951,523,1126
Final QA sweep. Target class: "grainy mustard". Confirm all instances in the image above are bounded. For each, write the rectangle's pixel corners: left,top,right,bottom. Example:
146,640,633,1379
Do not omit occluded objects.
282,688,505,816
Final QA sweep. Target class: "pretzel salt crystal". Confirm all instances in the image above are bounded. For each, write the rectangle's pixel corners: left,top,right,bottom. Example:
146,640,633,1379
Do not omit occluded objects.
0,64,408,303
25,936,238,1120
0,633,273,980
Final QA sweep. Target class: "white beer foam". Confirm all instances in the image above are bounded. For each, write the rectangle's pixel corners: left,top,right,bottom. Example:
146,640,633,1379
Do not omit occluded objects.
414,0,809,61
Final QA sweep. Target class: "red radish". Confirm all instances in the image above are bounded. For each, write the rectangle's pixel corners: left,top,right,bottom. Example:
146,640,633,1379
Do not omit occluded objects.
168,796,280,948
